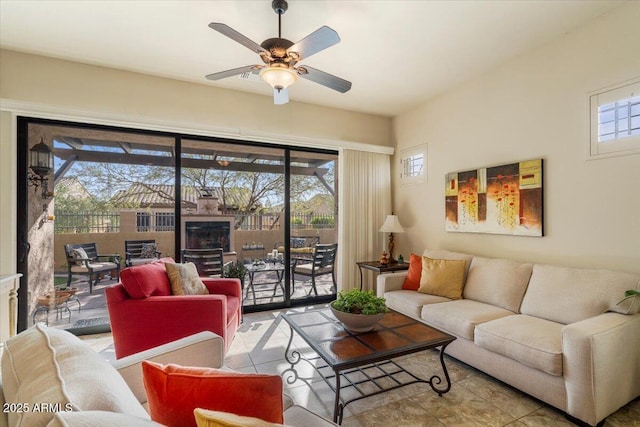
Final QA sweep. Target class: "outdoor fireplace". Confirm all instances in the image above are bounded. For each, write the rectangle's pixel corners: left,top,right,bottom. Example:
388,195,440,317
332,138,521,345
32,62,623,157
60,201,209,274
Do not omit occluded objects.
181,216,235,252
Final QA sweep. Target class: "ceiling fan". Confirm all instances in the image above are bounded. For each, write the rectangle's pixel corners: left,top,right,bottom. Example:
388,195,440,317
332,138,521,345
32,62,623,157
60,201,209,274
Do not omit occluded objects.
205,0,352,105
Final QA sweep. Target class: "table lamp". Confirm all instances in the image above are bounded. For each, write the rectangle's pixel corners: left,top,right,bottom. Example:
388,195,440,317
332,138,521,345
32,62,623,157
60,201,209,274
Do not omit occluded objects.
379,215,405,263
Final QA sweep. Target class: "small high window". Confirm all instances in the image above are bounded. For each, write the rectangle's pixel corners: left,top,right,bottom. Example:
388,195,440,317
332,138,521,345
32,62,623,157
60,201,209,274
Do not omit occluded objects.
589,78,640,159
399,144,427,185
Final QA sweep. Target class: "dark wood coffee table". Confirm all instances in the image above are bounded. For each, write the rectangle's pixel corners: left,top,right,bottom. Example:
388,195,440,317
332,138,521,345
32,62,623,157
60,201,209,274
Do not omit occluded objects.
280,308,456,424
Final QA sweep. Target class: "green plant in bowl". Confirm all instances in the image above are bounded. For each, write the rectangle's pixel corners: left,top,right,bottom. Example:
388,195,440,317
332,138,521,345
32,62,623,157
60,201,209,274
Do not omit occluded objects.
330,289,388,333
331,289,388,315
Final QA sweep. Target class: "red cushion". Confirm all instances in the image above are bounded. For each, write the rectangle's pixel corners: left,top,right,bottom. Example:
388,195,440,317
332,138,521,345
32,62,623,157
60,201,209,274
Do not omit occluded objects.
402,253,422,290
119,258,174,298
142,362,284,426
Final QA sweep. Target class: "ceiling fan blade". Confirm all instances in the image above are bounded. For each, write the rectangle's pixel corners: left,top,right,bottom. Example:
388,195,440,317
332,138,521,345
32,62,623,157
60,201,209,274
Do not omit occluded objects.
273,87,289,105
297,66,352,93
208,22,268,54
288,26,340,61
206,65,261,81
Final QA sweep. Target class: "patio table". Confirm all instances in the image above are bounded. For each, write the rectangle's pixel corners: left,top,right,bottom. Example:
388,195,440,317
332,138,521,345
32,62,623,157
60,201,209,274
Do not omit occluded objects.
244,261,285,304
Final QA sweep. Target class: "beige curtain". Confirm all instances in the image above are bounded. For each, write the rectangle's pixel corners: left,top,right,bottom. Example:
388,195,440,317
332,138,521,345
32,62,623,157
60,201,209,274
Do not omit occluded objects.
338,149,391,292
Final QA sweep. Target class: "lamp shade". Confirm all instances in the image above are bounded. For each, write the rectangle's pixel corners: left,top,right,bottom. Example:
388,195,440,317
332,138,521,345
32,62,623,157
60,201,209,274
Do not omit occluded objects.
379,215,405,233
260,66,298,89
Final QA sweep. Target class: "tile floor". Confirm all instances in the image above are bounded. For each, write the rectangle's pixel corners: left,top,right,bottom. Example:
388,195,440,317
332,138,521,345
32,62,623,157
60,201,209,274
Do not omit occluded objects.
81,306,640,426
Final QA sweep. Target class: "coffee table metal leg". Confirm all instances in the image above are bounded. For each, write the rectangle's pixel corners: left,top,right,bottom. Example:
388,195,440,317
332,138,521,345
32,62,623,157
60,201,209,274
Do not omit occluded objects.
429,343,453,395
334,370,343,424
284,325,296,364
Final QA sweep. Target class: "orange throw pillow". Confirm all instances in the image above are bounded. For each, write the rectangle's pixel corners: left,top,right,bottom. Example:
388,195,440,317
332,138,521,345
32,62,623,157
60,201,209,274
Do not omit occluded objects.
402,253,422,290
142,361,284,427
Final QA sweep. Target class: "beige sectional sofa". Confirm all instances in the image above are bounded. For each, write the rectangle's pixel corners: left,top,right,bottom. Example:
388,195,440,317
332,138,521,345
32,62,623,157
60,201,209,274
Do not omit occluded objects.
377,249,640,427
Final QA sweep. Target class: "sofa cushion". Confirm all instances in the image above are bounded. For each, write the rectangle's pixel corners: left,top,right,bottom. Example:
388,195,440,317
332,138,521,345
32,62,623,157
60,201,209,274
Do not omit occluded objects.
402,253,422,290
1,324,149,427
520,264,640,325
142,361,284,427
70,261,118,274
421,299,514,340
384,289,450,319
166,262,209,296
463,257,533,313
120,258,173,298
475,314,563,376
47,411,163,427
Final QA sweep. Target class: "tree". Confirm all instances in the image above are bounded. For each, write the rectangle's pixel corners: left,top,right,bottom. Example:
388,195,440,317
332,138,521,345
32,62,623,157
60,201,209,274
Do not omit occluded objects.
57,154,334,214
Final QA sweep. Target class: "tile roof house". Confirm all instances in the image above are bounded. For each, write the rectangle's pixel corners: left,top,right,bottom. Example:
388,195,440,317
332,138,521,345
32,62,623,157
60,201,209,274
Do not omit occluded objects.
110,184,261,212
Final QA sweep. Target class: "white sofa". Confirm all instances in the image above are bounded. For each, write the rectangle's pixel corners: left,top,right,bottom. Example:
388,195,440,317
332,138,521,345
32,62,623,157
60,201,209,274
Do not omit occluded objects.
377,249,640,427
1,324,337,427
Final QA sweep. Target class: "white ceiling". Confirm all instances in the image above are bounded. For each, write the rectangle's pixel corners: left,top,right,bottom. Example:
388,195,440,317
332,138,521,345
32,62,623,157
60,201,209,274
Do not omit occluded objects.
0,1,627,117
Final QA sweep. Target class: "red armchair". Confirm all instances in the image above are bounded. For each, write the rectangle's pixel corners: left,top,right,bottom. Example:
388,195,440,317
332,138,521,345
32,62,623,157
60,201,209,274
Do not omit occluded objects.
105,258,241,359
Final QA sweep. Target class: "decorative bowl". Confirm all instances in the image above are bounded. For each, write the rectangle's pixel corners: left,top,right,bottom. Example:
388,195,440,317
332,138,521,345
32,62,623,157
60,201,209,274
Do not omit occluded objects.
330,305,384,333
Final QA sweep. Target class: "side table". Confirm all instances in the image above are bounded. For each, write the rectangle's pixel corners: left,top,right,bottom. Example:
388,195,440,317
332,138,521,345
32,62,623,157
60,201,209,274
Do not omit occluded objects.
356,261,409,290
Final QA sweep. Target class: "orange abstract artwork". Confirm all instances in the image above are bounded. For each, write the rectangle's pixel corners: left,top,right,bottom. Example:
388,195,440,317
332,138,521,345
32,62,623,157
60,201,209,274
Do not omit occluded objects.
445,159,543,236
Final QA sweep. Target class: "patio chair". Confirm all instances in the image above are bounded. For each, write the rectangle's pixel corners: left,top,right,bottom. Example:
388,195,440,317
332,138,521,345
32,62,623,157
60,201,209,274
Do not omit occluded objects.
64,243,121,294
181,248,225,277
291,243,338,296
124,239,161,266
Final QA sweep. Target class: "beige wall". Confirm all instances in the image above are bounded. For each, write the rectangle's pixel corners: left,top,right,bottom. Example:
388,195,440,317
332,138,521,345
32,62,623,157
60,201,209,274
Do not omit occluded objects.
0,49,392,148
392,3,640,274
0,49,390,322
0,111,16,275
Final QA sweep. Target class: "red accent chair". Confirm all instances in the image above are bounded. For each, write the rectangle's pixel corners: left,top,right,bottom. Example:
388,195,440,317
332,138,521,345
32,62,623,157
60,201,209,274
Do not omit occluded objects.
105,258,241,359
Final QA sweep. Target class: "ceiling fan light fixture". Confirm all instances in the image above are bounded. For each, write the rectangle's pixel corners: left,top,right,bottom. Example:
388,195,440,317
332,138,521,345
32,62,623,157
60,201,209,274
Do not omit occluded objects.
260,66,298,90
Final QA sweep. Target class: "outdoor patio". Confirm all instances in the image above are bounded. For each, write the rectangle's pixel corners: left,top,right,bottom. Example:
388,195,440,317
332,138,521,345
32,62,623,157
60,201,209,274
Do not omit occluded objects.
40,269,336,330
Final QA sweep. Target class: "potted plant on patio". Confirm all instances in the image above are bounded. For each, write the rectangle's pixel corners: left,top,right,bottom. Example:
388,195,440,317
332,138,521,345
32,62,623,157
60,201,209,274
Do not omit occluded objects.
330,289,388,332
224,261,248,281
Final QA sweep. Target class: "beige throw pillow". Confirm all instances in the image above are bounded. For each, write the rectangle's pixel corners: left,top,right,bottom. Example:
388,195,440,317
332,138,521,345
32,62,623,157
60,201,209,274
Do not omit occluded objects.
194,408,289,427
418,257,466,299
165,262,209,295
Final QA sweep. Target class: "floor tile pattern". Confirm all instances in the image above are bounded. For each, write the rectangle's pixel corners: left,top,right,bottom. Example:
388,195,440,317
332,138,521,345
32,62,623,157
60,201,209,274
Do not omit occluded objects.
82,306,640,426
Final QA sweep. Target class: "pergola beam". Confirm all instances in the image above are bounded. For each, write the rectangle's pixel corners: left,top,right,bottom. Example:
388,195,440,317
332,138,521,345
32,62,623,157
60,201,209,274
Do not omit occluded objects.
53,148,328,177
53,155,78,185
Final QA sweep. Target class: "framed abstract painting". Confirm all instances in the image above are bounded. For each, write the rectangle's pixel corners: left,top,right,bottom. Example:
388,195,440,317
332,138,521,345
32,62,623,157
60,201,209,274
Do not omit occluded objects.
445,159,543,236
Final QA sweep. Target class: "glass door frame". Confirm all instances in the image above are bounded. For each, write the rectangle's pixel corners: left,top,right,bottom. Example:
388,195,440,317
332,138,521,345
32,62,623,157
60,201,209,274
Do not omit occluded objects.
16,116,337,332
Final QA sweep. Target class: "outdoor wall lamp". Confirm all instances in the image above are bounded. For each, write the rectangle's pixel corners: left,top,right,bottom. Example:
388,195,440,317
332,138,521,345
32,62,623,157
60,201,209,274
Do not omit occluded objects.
28,138,54,199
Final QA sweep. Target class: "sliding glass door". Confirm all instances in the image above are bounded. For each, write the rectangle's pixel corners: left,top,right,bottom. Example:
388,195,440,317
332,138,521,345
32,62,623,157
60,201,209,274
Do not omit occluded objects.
289,150,338,302
181,139,287,311
17,117,337,333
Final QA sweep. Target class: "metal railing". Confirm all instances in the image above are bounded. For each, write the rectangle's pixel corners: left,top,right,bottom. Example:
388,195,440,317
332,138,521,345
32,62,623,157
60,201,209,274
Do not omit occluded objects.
54,211,120,233
54,210,335,233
